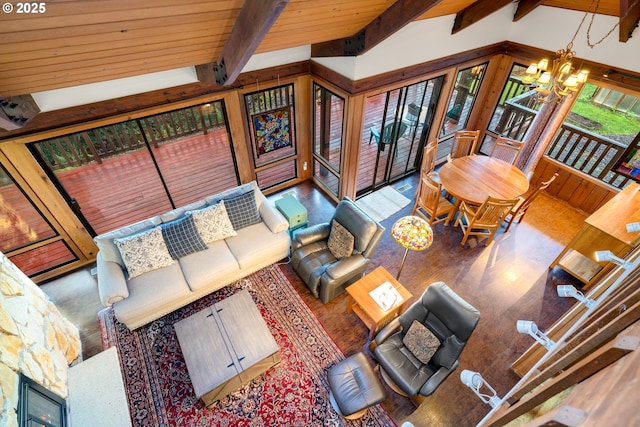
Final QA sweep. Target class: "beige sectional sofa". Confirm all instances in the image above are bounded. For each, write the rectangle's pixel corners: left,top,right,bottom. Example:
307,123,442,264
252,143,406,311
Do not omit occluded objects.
95,181,291,329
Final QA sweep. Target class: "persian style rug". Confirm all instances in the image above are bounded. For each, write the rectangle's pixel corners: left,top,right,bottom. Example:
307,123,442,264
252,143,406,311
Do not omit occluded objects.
98,265,396,427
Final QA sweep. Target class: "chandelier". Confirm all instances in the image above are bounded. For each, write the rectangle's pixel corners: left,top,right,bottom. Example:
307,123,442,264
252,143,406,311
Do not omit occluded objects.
523,41,589,103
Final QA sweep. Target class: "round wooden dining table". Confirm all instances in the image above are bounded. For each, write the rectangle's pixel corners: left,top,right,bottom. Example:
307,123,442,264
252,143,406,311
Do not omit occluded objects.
438,155,530,224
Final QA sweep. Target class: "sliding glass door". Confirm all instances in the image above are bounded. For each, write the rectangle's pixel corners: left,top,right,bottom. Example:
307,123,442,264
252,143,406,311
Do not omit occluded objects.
357,76,445,196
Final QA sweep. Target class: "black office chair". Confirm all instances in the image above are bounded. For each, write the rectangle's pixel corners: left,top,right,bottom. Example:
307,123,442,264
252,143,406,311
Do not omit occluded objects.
372,282,480,405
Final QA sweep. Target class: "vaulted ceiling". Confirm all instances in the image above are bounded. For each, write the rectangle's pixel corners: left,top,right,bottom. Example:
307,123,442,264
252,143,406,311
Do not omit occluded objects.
0,0,637,98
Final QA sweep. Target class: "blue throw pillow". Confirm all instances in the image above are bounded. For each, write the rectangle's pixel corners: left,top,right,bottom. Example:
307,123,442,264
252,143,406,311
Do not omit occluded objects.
161,215,208,259
223,189,261,230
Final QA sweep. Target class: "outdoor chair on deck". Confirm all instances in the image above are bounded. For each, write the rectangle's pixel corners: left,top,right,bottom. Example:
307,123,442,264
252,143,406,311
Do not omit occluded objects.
369,121,409,152
405,103,421,133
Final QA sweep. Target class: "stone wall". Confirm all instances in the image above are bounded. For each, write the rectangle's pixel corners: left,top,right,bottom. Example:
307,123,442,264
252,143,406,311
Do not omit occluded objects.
0,252,81,427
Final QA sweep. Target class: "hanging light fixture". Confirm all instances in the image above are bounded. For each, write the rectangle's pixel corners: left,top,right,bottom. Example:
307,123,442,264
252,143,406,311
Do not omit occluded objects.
521,1,603,103
523,42,589,102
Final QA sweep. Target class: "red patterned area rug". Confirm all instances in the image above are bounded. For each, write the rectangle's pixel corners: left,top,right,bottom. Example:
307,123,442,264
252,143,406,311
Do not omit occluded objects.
98,265,396,427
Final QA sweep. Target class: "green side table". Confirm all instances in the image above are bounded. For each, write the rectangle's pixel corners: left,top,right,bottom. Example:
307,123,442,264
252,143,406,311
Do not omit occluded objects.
275,194,308,237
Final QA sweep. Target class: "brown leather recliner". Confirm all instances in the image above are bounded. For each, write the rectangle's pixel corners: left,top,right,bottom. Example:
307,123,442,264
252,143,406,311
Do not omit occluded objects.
290,197,385,303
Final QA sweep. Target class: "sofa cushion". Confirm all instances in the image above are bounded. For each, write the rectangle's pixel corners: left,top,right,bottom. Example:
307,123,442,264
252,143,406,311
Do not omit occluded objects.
178,240,241,291
187,201,237,243
161,215,208,259
94,217,162,267
402,320,441,365
114,227,174,278
113,262,192,327
225,222,291,269
327,220,355,259
223,189,262,230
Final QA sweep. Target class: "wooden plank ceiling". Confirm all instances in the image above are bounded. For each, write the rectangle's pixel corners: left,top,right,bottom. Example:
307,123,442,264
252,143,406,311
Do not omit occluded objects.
0,0,633,98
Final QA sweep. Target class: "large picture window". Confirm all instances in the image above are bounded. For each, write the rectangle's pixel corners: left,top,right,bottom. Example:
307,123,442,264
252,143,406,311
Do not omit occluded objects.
0,163,77,276
479,63,541,154
30,101,239,235
545,82,640,188
440,63,488,138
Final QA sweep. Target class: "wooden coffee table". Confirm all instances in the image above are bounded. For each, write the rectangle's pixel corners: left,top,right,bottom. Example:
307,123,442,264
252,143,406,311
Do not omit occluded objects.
174,289,280,406
346,266,412,341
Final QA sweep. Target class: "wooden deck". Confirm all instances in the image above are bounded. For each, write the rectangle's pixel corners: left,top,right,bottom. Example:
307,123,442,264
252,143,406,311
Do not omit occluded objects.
55,128,238,235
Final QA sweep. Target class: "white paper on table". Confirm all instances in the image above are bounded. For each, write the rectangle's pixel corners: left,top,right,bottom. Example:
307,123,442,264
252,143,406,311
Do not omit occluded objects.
369,281,402,311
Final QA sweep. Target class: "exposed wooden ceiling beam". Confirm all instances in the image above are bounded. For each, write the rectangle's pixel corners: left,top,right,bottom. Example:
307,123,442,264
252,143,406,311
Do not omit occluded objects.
620,0,640,42
311,0,443,57
197,0,289,86
513,0,545,22
452,0,513,34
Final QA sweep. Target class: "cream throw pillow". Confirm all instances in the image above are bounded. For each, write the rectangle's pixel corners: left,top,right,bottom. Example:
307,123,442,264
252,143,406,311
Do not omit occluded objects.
114,227,174,278
187,200,237,243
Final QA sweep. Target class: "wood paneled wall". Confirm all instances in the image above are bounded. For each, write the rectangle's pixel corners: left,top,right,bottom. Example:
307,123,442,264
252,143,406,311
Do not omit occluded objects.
530,157,618,215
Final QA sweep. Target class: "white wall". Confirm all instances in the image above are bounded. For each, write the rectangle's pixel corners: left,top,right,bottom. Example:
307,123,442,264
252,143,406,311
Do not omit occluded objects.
32,5,640,112
507,6,640,74
32,67,199,112
316,5,640,81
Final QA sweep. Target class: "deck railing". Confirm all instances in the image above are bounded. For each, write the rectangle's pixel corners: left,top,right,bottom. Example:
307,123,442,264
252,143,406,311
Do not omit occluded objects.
494,90,539,140
546,123,633,189
34,104,225,171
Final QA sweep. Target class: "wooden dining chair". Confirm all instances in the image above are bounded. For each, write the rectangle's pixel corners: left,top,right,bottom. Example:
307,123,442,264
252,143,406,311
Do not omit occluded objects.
455,196,519,246
504,173,559,232
420,139,439,179
489,136,525,165
447,130,480,162
412,174,455,226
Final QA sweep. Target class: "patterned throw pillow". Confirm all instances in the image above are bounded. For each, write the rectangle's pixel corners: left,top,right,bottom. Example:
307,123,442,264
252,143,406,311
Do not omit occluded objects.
187,201,237,243
223,189,262,230
114,227,174,278
327,220,355,259
161,215,208,259
402,320,442,365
